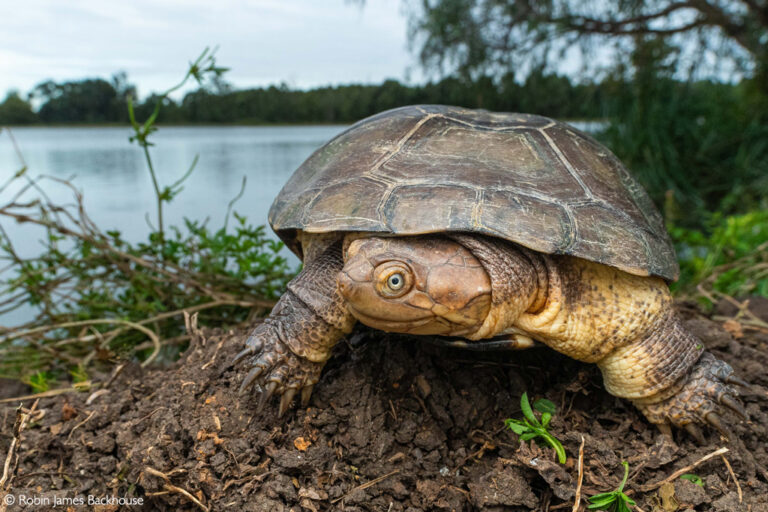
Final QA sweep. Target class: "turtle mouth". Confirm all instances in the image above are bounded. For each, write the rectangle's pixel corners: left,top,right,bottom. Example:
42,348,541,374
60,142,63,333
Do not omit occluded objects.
346,304,436,332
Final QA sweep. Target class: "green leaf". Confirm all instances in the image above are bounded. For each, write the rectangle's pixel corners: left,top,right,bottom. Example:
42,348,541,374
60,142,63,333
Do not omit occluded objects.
543,433,567,464
533,398,557,415
504,419,529,435
620,493,636,506
588,494,617,509
541,412,551,427
588,462,636,510
680,473,704,486
519,432,537,441
520,392,539,426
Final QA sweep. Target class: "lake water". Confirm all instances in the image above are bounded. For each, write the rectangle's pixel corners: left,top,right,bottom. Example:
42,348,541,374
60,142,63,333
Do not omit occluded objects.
0,125,348,263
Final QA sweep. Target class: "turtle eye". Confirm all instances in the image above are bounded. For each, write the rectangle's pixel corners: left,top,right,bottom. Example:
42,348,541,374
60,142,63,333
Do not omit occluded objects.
387,273,404,290
374,263,413,298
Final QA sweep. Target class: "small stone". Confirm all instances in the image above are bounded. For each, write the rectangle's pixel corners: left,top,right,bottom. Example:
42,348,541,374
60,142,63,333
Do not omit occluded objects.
414,375,431,398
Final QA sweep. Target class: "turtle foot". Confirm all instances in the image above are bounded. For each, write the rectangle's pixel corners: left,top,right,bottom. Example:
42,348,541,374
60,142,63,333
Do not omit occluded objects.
234,321,323,416
636,352,749,442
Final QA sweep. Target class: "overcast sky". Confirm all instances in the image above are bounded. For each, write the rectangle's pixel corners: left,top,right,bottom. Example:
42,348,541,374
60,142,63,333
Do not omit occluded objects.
0,0,420,98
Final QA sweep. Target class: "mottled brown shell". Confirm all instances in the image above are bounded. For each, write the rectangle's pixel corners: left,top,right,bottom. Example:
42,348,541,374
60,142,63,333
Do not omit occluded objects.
269,105,679,281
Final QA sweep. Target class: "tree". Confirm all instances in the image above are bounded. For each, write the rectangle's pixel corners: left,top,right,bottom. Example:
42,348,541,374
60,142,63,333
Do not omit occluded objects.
600,37,768,224
0,91,38,125
32,78,128,123
408,0,768,84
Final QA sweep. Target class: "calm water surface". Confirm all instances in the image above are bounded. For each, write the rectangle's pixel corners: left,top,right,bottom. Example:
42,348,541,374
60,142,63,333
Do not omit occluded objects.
0,125,348,263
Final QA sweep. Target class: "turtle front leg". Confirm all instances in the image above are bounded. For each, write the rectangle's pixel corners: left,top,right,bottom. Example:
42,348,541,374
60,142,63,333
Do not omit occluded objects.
599,310,748,441
234,243,355,416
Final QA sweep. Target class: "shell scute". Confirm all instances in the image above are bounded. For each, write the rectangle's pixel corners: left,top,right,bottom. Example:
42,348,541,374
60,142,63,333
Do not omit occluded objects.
269,105,679,281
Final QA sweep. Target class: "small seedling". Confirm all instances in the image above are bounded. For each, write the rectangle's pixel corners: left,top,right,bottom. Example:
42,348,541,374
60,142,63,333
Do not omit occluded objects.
588,461,636,511
25,371,51,393
680,473,705,487
70,365,89,383
504,392,566,464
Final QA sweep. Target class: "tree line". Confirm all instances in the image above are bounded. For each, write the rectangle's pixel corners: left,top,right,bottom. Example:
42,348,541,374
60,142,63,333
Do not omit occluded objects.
0,69,755,127
0,70,609,125
0,69,677,126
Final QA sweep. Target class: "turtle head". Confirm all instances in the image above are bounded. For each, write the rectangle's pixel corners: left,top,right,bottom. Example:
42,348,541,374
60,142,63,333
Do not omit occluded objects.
337,236,491,336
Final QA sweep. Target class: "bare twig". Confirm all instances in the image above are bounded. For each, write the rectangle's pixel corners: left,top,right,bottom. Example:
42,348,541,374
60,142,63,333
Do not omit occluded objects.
66,410,97,441
0,400,39,492
639,447,729,492
721,454,743,504
2,318,161,367
572,436,585,512
0,388,79,404
51,300,253,348
143,467,209,512
331,470,400,504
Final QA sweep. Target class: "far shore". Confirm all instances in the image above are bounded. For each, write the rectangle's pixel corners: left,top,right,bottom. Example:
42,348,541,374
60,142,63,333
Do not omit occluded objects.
1,118,607,129
1,122,352,129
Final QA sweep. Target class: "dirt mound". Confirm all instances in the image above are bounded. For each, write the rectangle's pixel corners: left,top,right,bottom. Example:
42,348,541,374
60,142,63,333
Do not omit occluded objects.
2,302,768,511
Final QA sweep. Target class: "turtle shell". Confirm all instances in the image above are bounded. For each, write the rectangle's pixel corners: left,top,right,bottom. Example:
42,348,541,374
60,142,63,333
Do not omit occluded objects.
269,105,678,281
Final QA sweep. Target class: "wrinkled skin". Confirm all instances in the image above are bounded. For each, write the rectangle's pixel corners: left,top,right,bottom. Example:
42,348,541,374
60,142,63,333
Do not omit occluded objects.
236,234,747,439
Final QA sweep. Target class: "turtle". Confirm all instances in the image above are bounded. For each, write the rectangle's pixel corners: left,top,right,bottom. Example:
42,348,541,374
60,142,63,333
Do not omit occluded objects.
234,104,747,441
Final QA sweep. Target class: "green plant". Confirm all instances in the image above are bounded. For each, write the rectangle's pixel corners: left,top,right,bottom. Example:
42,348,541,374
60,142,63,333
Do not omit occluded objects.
598,38,768,231
69,365,89,384
670,209,768,302
588,461,636,511
680,474,704,487
127,47,228,247
504,392,566,464
25,371,52,393
0,50,295,382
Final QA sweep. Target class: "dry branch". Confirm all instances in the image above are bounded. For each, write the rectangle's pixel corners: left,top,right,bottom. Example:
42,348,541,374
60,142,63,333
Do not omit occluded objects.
0,400,39,494
639,447,729,492
571,436,585,512
143,467,209,512
331,470,401,504
721,454,743,504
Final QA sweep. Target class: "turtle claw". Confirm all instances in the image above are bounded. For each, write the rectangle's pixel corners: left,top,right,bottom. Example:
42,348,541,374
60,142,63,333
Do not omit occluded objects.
258,381,279,412
726,375,751,389
233,347,253,365
233,335,265,365
657,422,673,438
684,423,706,444
279,388,298,417
301,385,314,407
637,352,747,443
235,321,325,417
705,412,732,440
240,366,265,394
720,395,748,420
